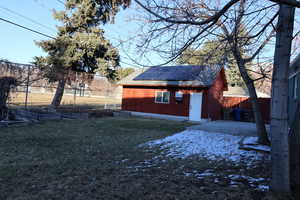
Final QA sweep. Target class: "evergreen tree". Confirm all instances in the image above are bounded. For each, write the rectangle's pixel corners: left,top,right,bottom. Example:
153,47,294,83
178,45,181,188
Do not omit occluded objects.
34,0,130,107
116,67,135,81
177,41,245,87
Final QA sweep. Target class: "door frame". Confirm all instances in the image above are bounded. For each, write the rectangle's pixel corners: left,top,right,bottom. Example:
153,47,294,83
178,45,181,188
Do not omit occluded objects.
189,92,203,121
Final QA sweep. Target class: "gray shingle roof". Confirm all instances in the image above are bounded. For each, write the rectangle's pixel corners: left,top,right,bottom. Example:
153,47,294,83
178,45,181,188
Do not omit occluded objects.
118,65,222,87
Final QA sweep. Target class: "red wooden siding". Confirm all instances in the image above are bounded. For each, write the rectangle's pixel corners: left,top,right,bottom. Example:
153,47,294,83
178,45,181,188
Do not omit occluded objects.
122,86,204,117
202,69,227,120
121,69,228,120
222,97,270,123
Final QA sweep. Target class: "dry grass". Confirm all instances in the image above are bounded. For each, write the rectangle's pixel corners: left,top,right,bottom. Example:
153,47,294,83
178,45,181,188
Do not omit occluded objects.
8,92,121,106
0,117,296,199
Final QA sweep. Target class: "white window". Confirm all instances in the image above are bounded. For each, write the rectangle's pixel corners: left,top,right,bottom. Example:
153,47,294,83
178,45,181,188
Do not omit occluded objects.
155,91,170,104
295,75,300,99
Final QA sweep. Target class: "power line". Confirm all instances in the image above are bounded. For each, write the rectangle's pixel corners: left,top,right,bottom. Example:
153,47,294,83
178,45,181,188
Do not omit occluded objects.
32,0,55,12
0,17,55,39
0,5,56,32
56,0,65,5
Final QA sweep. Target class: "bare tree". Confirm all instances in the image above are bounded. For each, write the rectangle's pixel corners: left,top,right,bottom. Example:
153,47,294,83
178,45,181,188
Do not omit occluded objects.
132,0,280,144
271,4,295,192
127,0,300,192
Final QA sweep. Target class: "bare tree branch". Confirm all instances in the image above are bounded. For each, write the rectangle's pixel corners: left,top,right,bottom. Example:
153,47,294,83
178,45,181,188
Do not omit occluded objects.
269,0,300,8
134,0,240,25
245,30,275,63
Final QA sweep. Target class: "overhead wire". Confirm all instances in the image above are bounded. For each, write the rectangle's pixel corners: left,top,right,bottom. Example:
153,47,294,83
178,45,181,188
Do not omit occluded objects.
0,0,136,68
0,5,56,32
0,17,55,39
56,0,65,5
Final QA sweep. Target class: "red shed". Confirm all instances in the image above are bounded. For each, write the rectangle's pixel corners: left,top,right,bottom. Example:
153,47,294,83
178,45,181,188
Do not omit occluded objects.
119,65,227,122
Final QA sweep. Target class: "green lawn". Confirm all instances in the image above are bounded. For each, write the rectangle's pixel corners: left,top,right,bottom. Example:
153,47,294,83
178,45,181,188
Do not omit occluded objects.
0,117,290,200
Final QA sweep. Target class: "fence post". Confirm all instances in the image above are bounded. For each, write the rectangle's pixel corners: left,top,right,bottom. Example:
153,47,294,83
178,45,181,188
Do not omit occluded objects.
25,65,30,109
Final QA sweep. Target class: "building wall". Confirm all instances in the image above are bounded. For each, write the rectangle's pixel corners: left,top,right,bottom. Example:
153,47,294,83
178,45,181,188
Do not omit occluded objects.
202,69,227,120
289,74,300,125
122,70,227,120
121,69,272,122
122,86,204,117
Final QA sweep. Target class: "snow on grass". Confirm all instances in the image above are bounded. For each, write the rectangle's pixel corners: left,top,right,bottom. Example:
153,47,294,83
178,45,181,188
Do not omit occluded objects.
141,130,270,191
257,185,269,191
182,169,269,191
241,137,271,152
144,130,270,165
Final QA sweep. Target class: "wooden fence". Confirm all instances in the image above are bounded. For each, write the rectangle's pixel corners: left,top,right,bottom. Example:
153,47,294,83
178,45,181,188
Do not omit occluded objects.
222,97,271,123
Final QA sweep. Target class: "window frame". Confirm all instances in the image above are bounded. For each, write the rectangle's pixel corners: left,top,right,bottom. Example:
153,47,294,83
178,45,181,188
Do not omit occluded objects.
155,91,170,104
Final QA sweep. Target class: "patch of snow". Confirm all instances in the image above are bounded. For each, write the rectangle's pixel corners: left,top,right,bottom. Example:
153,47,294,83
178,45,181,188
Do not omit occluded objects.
257,185,269,191
246,177,266,183
242,144,271,152
229,180,240,187
196,172,215,177
183,169,216,179
241,137,271,152
228,174,243,180
144,130,269,165
228,174,266,183
183,172,193,177
214,178,220,183
243,137,258,144
195,172,215,179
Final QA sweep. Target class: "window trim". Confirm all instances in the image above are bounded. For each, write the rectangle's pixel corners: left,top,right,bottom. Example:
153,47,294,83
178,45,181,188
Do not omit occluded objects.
155,91,170,104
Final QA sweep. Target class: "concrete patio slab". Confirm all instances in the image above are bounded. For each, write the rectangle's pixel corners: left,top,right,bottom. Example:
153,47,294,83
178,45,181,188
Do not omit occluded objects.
187,120,270,137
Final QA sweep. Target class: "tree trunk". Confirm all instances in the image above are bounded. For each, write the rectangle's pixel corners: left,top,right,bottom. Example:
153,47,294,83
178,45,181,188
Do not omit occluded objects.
231,46,270,145
270,4,295,193
290,101,300,190
246,80,270,145
0,77,17,120
51,78,66,107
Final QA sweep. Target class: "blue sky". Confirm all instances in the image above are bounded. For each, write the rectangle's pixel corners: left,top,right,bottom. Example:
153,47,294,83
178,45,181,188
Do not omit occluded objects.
0,0,162,67
0,0,60,64
0,1,295,68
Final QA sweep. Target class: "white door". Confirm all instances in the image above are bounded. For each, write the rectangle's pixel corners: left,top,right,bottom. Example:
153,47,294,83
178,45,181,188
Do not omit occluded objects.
189,93,203,121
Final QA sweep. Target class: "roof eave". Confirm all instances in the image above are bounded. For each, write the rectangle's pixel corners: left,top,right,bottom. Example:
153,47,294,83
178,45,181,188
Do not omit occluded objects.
121,84,210,88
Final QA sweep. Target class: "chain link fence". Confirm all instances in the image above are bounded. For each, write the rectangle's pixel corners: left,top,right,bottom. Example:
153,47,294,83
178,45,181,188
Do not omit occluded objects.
1,60,122,110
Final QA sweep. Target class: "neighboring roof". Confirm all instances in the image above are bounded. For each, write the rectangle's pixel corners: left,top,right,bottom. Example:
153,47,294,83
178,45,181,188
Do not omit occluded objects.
223,86,270,98
118,65,223,87
290,54,300,78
